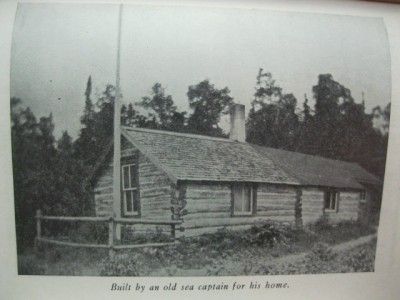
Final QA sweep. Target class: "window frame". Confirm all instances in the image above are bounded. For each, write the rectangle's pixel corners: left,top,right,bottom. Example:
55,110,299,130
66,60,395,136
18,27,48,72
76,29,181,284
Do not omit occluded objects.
121,162,140,217
231,183,256,217
360,190,367,203
324,189,339,213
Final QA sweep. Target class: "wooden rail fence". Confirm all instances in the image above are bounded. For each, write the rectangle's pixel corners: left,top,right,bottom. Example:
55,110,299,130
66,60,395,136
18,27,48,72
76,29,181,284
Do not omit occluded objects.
35,209,183,257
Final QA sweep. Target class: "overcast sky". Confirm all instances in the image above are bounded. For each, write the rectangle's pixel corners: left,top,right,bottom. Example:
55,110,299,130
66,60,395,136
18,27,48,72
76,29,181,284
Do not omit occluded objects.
11,3,391,138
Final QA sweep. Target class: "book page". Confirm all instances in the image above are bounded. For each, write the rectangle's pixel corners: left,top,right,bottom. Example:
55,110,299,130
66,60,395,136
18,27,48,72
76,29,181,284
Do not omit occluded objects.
0,0,400,299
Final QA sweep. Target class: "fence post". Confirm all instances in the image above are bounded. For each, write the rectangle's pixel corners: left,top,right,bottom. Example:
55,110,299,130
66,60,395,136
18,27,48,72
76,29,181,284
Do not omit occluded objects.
108,216,115,259
34,209,42,251
171,223,176,240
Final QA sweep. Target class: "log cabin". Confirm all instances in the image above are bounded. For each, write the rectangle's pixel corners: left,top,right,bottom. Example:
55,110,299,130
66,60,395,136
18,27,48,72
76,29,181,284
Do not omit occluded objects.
92,104,382,237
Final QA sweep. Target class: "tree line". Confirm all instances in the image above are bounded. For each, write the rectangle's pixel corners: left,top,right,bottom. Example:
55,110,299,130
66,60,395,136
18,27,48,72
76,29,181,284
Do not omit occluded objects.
11,70,390,251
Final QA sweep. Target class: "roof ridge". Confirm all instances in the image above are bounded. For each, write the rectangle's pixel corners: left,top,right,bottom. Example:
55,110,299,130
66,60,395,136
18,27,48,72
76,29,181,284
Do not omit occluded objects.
254,144,360,167
122,126,236,143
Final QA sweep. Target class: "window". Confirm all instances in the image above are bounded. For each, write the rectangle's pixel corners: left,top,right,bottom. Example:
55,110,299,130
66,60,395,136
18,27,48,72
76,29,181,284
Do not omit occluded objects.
232,184,255,216
360,190,366,203
122,163,139,216
324,190,339,212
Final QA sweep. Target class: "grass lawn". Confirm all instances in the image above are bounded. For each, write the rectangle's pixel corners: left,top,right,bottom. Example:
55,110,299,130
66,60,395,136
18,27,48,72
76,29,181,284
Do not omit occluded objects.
17,220,376,276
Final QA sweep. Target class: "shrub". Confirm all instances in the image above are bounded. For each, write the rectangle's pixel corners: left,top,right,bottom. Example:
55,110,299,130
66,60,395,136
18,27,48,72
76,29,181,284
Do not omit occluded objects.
309,217,376,244
44,221,109,244
311,215,332,232
73,222,108,244
99,254,140,276
249,222,288,247
307,242,336,262
343,241,376,272
121,226,172,244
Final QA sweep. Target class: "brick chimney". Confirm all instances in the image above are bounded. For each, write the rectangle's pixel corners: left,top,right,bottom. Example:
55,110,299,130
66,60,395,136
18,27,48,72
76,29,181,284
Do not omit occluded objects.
230,104,245,142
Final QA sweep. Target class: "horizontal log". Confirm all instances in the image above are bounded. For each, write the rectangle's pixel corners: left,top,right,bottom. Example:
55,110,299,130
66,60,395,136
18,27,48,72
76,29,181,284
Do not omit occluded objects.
257,210,295,217
183,211,230,221
258,192,296,197
258,185,296,194
185,206,229,214
301,198,324,205
257,199,295,206
257,205,295,211
94,186,113,193
141,191,170,199
184,216,294,229
97,200,113,206
96,205,112,212
257,198,296,205
339,204,359,210
141,196,169,204
185,195,231,202
141,199,170,207
186,197,229,204
114,242,176,249
95,193,113,200
122,227,172,233
115,218,182,225
140,186,170,193
141,206,170,213
185,198,230,206
186,184,230,192
302,191,324,196
95,181,113,188
186,187,230,193
303,209,323,213
38,216,109,222
139,172,166,178
328,212,358,217
185,216,294,230
182,225,253,237
141,209,171,216
302,187,323,193
37,237,109,248
185,204,230,213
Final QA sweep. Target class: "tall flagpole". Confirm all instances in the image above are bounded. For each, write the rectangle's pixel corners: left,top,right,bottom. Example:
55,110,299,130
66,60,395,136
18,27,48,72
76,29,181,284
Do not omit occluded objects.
113,3,123,240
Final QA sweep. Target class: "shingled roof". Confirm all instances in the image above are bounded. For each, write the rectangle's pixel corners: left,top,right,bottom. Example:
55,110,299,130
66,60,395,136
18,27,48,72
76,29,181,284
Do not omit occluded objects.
121,126,381,189
122,127,299,185
253,146,381,189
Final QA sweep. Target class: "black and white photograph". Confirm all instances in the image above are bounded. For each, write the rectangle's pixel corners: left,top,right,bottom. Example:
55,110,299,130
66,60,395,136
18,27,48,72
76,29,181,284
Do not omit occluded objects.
10,2,391,277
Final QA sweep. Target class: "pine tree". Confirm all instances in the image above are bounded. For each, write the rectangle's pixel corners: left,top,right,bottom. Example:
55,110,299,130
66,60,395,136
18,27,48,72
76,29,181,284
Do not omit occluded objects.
74,76,97,164
186,80,233,136
247,70,299,149
137,83,179,129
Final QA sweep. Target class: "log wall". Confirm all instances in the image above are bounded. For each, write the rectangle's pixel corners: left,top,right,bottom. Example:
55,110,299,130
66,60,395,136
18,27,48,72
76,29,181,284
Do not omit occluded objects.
302,187,361,224
302,187,325,225
93,163,114,217
93,141,173,222
94,137,363,236
180,182,297,237
325,191,360,223
138,154,173,221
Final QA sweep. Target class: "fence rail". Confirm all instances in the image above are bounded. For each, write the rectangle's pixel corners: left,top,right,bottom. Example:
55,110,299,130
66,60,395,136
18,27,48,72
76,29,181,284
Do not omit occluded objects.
35,209,183,257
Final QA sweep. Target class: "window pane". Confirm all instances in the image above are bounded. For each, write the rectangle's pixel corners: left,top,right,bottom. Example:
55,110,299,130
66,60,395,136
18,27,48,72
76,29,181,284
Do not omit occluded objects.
324,191,330,209
132,190,139,212
125,191,133,212
129,165,137,187
243,186,251,212
233,184,252,213
332,193,337,209
233,185,243,212
123,166,130,189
